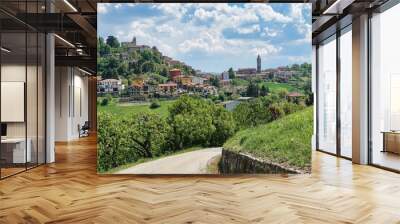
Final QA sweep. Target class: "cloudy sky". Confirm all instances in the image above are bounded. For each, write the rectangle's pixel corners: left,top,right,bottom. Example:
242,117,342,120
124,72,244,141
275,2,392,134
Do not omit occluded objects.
98,3,311,73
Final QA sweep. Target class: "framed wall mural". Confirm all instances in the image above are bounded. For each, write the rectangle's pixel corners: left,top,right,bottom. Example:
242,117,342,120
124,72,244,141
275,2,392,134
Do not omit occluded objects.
97,3,313,175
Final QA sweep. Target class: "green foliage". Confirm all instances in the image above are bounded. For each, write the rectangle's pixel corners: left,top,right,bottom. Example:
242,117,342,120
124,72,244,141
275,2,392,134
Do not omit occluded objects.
209,106,236,146
233,96,305,129
224,107,313,170
167,95,236,150
268,103,284,121
231,78,249,86
97,112,137,172
246,81,259,97
228,67,235,79
209,76,220,87
260,85,269,96
97,112,170,172
160,67,169,77
106,35,120,48
100,94,113,106
149,100,161,109
124,113,170,158
98,37,111,56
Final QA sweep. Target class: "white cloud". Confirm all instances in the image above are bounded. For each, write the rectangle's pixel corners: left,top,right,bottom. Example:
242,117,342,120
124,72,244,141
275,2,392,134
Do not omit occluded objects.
152,4,190,19
262,27,280,37
98,3,109,14
237,24,260,34
288,55,311,63
289,4,312,43
245,4,292,23
98,3,136,14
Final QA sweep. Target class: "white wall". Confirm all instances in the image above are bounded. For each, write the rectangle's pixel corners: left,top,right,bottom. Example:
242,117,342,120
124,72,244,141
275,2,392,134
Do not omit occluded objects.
55,67,89,141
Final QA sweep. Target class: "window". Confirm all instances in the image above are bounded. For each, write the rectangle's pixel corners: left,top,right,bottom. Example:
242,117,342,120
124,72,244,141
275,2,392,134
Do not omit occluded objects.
339,27,352,158
317,35,337,154
370,3,400,171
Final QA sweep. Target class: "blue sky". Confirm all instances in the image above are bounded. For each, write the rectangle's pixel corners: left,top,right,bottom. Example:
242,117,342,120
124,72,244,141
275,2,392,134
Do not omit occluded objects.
98,3,311,73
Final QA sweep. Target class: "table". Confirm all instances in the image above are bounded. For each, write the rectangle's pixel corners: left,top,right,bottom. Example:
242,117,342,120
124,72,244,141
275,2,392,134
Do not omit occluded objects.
1,138,31,164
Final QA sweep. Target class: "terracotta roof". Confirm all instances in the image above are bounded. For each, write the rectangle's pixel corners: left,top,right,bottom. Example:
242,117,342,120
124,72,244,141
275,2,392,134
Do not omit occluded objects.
159,83,177,87
287,92,304,97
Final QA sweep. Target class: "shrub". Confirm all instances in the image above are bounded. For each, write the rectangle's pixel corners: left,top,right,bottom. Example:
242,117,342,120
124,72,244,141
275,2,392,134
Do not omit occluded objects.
97,111,170,172
97,112,137,172
100,94,113,106
268,104,284,121
167,95,236,149
149,100,161,109
233,96,303,129
209,106,236,146
125,112,170,157
100,97,109,106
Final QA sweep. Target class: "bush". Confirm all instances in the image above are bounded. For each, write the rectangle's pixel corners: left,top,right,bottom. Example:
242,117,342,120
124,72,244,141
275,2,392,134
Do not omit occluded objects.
97,112,137,172
97,111,170,172
232,96,304,129
149,100,161,109
268,104,284,121
100,98,109,106
100,94,113,106
124,112,170,157
210,106,236,146
167,95,236,149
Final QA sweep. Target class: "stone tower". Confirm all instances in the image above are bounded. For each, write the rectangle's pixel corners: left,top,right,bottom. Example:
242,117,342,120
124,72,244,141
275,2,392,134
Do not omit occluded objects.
132,37,136,46
257,54,261,73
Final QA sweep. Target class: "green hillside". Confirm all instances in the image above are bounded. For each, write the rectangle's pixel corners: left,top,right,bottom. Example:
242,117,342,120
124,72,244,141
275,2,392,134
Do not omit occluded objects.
223,106,313,171
98,100,174,118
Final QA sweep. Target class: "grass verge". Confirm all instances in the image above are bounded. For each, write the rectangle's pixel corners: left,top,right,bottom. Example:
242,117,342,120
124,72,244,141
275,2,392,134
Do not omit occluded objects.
98,99,175,118
223,107,313,171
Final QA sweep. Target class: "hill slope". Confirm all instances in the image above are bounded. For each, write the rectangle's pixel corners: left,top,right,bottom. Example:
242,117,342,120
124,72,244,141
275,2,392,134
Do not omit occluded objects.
223,107,313,171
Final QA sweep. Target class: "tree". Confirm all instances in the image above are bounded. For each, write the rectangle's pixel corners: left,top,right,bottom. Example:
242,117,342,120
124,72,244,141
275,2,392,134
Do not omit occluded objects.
160,67,169,77
260,85,269,96
210,76,220,88
210,106,236,146
117,62,129,77
141,61,155,73
277,89,288,99
125,112,170,158
98,37,111,56
228,67,235,79
106,35,120,48
246,81,259,97
167,95,235,149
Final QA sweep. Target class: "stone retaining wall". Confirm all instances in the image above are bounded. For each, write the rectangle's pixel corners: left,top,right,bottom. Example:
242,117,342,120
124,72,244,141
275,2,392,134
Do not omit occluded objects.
219,149,303,174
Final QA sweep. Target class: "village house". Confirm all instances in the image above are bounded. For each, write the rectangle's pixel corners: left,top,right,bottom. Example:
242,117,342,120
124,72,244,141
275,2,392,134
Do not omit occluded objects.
158,82,178,94
97,78,123,95
169,68,182,81
191,76,207,85
287,92,305,102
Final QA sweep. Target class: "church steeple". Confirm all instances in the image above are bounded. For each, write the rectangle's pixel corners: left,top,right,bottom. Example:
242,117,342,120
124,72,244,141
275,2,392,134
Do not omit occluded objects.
257,54,261,73
132,37,136,46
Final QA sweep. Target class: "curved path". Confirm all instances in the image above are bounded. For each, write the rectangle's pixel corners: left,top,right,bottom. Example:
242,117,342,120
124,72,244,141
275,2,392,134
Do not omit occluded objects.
115,147,222,174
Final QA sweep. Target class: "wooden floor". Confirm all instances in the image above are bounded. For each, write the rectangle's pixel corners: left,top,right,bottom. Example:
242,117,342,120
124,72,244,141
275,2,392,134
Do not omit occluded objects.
1,135,400,223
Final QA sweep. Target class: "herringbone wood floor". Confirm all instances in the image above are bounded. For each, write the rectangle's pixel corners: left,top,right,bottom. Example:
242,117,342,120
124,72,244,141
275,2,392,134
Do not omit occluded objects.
1,135,400,223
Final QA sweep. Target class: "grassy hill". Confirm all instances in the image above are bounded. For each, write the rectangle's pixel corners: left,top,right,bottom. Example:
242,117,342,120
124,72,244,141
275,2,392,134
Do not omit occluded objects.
261,81,300,93
98,100,175,118
223,106,313,171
